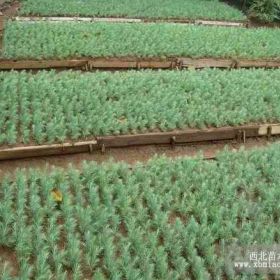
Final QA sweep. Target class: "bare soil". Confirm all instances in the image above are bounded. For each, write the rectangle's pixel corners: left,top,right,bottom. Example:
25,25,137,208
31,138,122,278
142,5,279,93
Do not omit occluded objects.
0,0,19,16
0,246,19,277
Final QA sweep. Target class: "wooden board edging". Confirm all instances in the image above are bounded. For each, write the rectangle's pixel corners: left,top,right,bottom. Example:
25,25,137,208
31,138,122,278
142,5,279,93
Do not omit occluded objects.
0,124,279,161
1,57,280,70
12,16,246,27
96,124,261,148
0,140,98,160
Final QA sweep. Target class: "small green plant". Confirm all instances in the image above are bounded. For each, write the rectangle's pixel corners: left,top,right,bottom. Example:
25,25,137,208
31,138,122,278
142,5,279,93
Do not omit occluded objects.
19,0,246,21
0,69,280,145
4,21,280,59
1,144,280,278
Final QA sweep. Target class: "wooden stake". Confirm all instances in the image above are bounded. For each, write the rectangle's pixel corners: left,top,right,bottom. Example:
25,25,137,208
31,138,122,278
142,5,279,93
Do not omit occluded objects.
242,130,246,144
170,136,177,147
267,126,272,140
101,143,106,154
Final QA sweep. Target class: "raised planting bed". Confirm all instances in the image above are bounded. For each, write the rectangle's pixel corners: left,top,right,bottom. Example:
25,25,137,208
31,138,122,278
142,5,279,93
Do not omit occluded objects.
18,0,246,21
2,21,280,60
1,143,280,279
0,69,280,159
1,69,280,146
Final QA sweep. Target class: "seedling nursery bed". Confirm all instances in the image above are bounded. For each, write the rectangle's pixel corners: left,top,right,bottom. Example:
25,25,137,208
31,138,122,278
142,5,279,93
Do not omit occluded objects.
2,21,280,62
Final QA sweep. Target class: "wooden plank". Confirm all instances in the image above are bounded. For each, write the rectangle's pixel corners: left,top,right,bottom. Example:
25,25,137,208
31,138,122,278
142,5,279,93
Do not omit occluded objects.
87,58,138,69
14,16,142,23
237,59,280,68
272,125,280,135
1,57,280,70
14,16,94,22
258,124,280,136
97,125,261,148
87,58,176,69
0,124,278,160
13,16,245,26
0,58,177,70
93,17,142,23
181,58,234,68
137,60,175,69
194,19,244,27
181,58,280,69
0,59,88,69
0,140,98,160
174,126,259,143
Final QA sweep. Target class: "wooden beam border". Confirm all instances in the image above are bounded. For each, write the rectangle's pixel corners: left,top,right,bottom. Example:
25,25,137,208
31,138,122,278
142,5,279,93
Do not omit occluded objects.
0,123,279,160
1,57,280,70
12,16,246,27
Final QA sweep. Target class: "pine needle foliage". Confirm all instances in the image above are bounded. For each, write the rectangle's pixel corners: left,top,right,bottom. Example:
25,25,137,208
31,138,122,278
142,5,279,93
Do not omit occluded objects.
1,69,280,145
1,144,280,279
3,21,280,59
19,0,246,21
